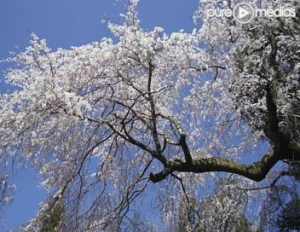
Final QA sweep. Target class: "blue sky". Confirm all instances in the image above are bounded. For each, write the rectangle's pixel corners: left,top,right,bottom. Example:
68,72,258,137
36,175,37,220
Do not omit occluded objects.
0,0,199,230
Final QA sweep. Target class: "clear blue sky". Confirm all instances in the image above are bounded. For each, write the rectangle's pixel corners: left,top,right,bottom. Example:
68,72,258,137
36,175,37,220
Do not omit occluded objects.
0,0,198,230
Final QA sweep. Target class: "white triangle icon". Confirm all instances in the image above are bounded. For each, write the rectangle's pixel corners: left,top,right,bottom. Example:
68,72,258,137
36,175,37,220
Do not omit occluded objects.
233,3,254,24
238,7,250,19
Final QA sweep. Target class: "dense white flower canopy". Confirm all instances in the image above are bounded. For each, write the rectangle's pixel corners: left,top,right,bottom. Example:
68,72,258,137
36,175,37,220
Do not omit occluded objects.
0,0,299,231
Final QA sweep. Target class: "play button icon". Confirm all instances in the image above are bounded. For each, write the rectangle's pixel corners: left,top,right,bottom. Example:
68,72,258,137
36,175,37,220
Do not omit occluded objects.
239,7,250,19
233,3,255,24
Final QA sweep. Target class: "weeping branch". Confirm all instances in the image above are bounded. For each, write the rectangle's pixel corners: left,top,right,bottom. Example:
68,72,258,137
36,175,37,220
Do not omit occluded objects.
150,75,300,183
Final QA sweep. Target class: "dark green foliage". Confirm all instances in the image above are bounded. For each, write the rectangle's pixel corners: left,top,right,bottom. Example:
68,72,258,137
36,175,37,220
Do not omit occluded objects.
40,203,64,232
276,198,300,232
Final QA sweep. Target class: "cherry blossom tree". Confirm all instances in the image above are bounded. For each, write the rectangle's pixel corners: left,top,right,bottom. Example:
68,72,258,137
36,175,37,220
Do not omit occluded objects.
1,0,299,230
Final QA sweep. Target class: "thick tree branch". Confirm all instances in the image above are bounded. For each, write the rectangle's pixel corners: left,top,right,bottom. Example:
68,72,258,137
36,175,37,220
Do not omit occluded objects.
264,82,288,145
147,60,162,154
150,148,285,183
179,134,192,164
